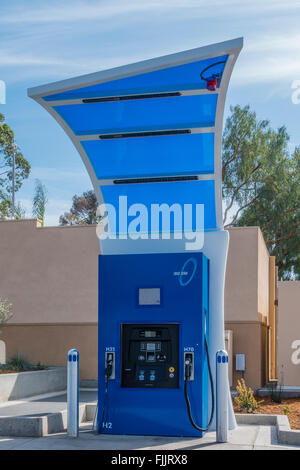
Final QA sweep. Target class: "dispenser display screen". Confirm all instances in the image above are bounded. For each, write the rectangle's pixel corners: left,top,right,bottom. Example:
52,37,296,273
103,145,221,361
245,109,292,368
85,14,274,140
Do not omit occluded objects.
145,331,156,338
139,288,161,305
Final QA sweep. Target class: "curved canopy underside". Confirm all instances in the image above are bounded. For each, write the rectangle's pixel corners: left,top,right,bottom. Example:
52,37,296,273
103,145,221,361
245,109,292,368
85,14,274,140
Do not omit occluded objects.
28,38,242,237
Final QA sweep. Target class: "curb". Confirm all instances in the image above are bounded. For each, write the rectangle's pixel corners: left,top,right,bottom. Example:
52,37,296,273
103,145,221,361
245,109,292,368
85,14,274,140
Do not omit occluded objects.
236,413,300,446
2,405,300,444
0,402,87,437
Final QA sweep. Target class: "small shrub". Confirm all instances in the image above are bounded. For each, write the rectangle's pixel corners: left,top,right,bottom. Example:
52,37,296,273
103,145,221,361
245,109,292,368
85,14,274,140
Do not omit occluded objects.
8,352,33,370
235,379,260,413
0,364,18,372
0,353,46,373
283,405,291,416
7,353,45,371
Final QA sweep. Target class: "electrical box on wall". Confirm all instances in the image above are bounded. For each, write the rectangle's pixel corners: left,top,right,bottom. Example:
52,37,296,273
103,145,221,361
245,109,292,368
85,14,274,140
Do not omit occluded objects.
236,354,245,371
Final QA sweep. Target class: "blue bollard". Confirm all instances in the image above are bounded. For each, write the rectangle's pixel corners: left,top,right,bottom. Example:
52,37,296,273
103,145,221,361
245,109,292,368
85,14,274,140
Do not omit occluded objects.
216,349,228,443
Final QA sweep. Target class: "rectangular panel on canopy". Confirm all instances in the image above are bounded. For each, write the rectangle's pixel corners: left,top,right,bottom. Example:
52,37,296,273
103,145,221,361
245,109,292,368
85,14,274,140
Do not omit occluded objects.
43,55,228,101
53,94,217,136
101,179,216,236
82,133,214,179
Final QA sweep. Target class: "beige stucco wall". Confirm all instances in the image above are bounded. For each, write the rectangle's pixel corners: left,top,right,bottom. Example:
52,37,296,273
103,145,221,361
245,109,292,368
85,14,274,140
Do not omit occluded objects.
0,219,99,324
277,282,300,386
225,227,267,323
1,323,98,380
257,229,270,322
225,321,268,390
0,219,100,380
0,220,272,386
224,227,270,389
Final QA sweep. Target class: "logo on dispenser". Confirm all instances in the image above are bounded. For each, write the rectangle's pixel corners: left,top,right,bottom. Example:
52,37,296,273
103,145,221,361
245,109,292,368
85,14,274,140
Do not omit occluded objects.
174,257,198,286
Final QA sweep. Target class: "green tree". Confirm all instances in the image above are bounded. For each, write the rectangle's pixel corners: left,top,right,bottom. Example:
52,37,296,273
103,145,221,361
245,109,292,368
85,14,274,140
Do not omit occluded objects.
0,112,30,218
32,179,48,226
0,297,13,330
14,202,26,220
59,190,99,226
223,105,300,279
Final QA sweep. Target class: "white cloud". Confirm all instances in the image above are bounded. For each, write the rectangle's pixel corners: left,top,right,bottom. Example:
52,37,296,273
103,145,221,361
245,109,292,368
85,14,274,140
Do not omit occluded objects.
233,55,300,86
1,0,299,24
0,47,119,69
247,34,300,54
224,32,300,87
0,48,148,82
0,1,171,24
0,52,68,67
30,167,88,182
2,0,300,87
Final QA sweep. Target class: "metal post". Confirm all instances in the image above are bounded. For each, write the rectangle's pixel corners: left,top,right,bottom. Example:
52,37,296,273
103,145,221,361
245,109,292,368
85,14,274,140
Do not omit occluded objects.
12,142,16,219
216,349,228,443
67,348,79,437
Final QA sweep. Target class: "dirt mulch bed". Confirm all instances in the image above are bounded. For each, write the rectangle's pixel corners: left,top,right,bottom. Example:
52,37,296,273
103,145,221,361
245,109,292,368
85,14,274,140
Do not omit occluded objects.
0,370,18,374
233,397,300,430
0,369,42,374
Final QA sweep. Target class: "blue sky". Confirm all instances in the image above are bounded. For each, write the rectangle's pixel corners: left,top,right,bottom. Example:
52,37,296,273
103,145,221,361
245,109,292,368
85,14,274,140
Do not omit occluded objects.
1,0,300,225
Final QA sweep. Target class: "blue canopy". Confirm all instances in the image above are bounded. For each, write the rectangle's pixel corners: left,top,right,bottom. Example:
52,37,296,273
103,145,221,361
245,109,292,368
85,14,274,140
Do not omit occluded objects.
28,38,242,236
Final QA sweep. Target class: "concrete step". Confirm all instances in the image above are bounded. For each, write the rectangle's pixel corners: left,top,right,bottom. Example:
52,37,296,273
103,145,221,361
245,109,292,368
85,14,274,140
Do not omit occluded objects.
0,390,97,437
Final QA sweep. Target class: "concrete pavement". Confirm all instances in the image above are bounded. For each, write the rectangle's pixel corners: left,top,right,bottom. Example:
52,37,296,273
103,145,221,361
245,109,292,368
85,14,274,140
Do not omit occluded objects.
0,390,299,450
0,422,299,450
0,390,97,417
0,390,98,437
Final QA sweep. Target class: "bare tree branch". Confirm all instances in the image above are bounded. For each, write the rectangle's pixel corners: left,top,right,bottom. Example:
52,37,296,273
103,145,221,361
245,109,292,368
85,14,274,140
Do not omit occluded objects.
224,194,260,228
223,163,261,225
222,138,241,179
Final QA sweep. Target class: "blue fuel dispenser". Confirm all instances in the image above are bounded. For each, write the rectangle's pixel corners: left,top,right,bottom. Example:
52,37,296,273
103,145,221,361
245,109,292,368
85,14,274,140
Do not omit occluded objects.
98,252,212,436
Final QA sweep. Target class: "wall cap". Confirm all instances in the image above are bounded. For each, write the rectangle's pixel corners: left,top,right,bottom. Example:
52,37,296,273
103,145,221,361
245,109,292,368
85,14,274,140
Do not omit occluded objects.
236,413,300,446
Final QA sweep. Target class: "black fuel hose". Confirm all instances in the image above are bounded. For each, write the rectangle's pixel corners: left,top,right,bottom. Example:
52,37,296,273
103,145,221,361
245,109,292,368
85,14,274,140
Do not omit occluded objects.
98,363,112,434
184,334,215,432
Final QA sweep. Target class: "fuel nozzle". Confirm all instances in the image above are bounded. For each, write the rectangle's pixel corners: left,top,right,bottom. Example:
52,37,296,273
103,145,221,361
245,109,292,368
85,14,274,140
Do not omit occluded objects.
105,352,114,379
184,353,193,380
